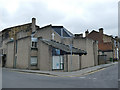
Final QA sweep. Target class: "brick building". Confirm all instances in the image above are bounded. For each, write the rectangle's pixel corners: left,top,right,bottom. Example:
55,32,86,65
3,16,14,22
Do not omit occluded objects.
86,28,119,63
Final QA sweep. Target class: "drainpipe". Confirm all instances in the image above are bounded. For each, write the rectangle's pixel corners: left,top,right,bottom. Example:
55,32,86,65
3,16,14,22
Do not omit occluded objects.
69,44,73,72
79,55,81,70
61,28,63,43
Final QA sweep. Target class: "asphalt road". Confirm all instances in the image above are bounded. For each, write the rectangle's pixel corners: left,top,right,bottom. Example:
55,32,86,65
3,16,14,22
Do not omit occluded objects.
2,64,118,88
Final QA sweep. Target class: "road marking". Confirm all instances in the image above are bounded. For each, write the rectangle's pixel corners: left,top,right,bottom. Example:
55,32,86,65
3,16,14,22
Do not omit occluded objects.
65,68,106,78
7,67,107,78
10,70,59,77
82,68,106,76
79,77,86,79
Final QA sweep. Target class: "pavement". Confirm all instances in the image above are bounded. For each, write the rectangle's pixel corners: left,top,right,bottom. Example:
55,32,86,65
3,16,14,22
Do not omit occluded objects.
3,62,118,77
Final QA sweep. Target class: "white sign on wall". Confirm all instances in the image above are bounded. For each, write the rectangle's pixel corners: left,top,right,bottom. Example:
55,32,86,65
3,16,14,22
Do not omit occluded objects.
52,56,63,70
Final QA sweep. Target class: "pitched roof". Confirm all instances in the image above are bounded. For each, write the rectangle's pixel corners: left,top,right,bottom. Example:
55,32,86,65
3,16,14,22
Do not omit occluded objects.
98,42,113,51
86,30,100,41
41,39,87,55
87,30,112,40
1,23,40,33
86,30,113,51
2,23,32,32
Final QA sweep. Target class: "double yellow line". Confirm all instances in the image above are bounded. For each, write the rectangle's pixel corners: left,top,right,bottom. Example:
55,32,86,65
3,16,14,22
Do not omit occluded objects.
9,67,106,78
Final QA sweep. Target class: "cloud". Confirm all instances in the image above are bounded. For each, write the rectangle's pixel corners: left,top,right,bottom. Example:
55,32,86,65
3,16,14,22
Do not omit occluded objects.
0,0,118,36
0,0,65,28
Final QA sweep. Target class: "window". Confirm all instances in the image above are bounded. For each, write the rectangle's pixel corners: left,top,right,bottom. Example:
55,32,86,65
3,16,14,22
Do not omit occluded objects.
56,49,60,55
31,42,37,48
118,42,119,47
117,48,119,59
31,57,38,66
114,40,116,47
52,48,61,56
31,38,38,48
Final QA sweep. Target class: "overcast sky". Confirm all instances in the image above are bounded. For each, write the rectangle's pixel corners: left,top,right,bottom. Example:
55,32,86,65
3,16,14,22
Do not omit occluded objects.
0,0,118,36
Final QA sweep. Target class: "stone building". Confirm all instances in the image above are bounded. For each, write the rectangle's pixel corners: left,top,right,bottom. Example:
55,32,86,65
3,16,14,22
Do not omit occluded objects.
0,32,2,67
0,18,98,71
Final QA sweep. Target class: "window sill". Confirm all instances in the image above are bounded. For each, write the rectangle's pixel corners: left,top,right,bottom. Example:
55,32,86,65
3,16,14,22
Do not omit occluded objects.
31,48,38,50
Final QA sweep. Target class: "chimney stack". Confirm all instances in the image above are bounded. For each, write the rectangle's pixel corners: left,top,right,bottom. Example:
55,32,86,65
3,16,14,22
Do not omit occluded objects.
32,18,36,33
85,30,89,37
99,28,103,34
99,28,104,43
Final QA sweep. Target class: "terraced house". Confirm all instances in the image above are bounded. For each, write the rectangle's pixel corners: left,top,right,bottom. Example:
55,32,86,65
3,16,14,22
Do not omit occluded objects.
0,18,98,72
86,28,119,64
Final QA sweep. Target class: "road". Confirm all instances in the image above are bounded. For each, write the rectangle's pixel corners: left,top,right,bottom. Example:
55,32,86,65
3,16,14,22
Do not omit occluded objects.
2,63,118,88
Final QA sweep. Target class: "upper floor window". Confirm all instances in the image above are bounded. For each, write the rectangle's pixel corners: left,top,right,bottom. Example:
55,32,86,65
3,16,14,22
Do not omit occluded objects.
32,42,37,48
118,42,119,47
31,38,38,48
114,40,116,47
52,48,61,56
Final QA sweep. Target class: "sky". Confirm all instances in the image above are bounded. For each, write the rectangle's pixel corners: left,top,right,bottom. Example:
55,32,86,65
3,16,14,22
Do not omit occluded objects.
0,0,118,37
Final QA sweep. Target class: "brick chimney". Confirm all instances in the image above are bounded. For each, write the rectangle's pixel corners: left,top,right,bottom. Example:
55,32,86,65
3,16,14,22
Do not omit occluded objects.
99,28,103,34
85,30,89,37
99,28,103,43
32,18,36,33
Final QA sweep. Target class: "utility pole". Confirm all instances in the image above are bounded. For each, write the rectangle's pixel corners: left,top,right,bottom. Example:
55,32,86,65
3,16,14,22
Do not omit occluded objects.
69,36,73,72
70,44,73,72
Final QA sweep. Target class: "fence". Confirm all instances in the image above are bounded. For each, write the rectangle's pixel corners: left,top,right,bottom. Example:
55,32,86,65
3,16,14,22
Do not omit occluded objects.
98,55,107,65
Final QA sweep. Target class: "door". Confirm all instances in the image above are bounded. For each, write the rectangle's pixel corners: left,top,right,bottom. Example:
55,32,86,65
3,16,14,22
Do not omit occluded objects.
13,56,17,68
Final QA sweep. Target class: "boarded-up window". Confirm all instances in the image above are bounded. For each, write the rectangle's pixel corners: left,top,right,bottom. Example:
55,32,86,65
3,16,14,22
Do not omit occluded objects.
31,57,37,66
